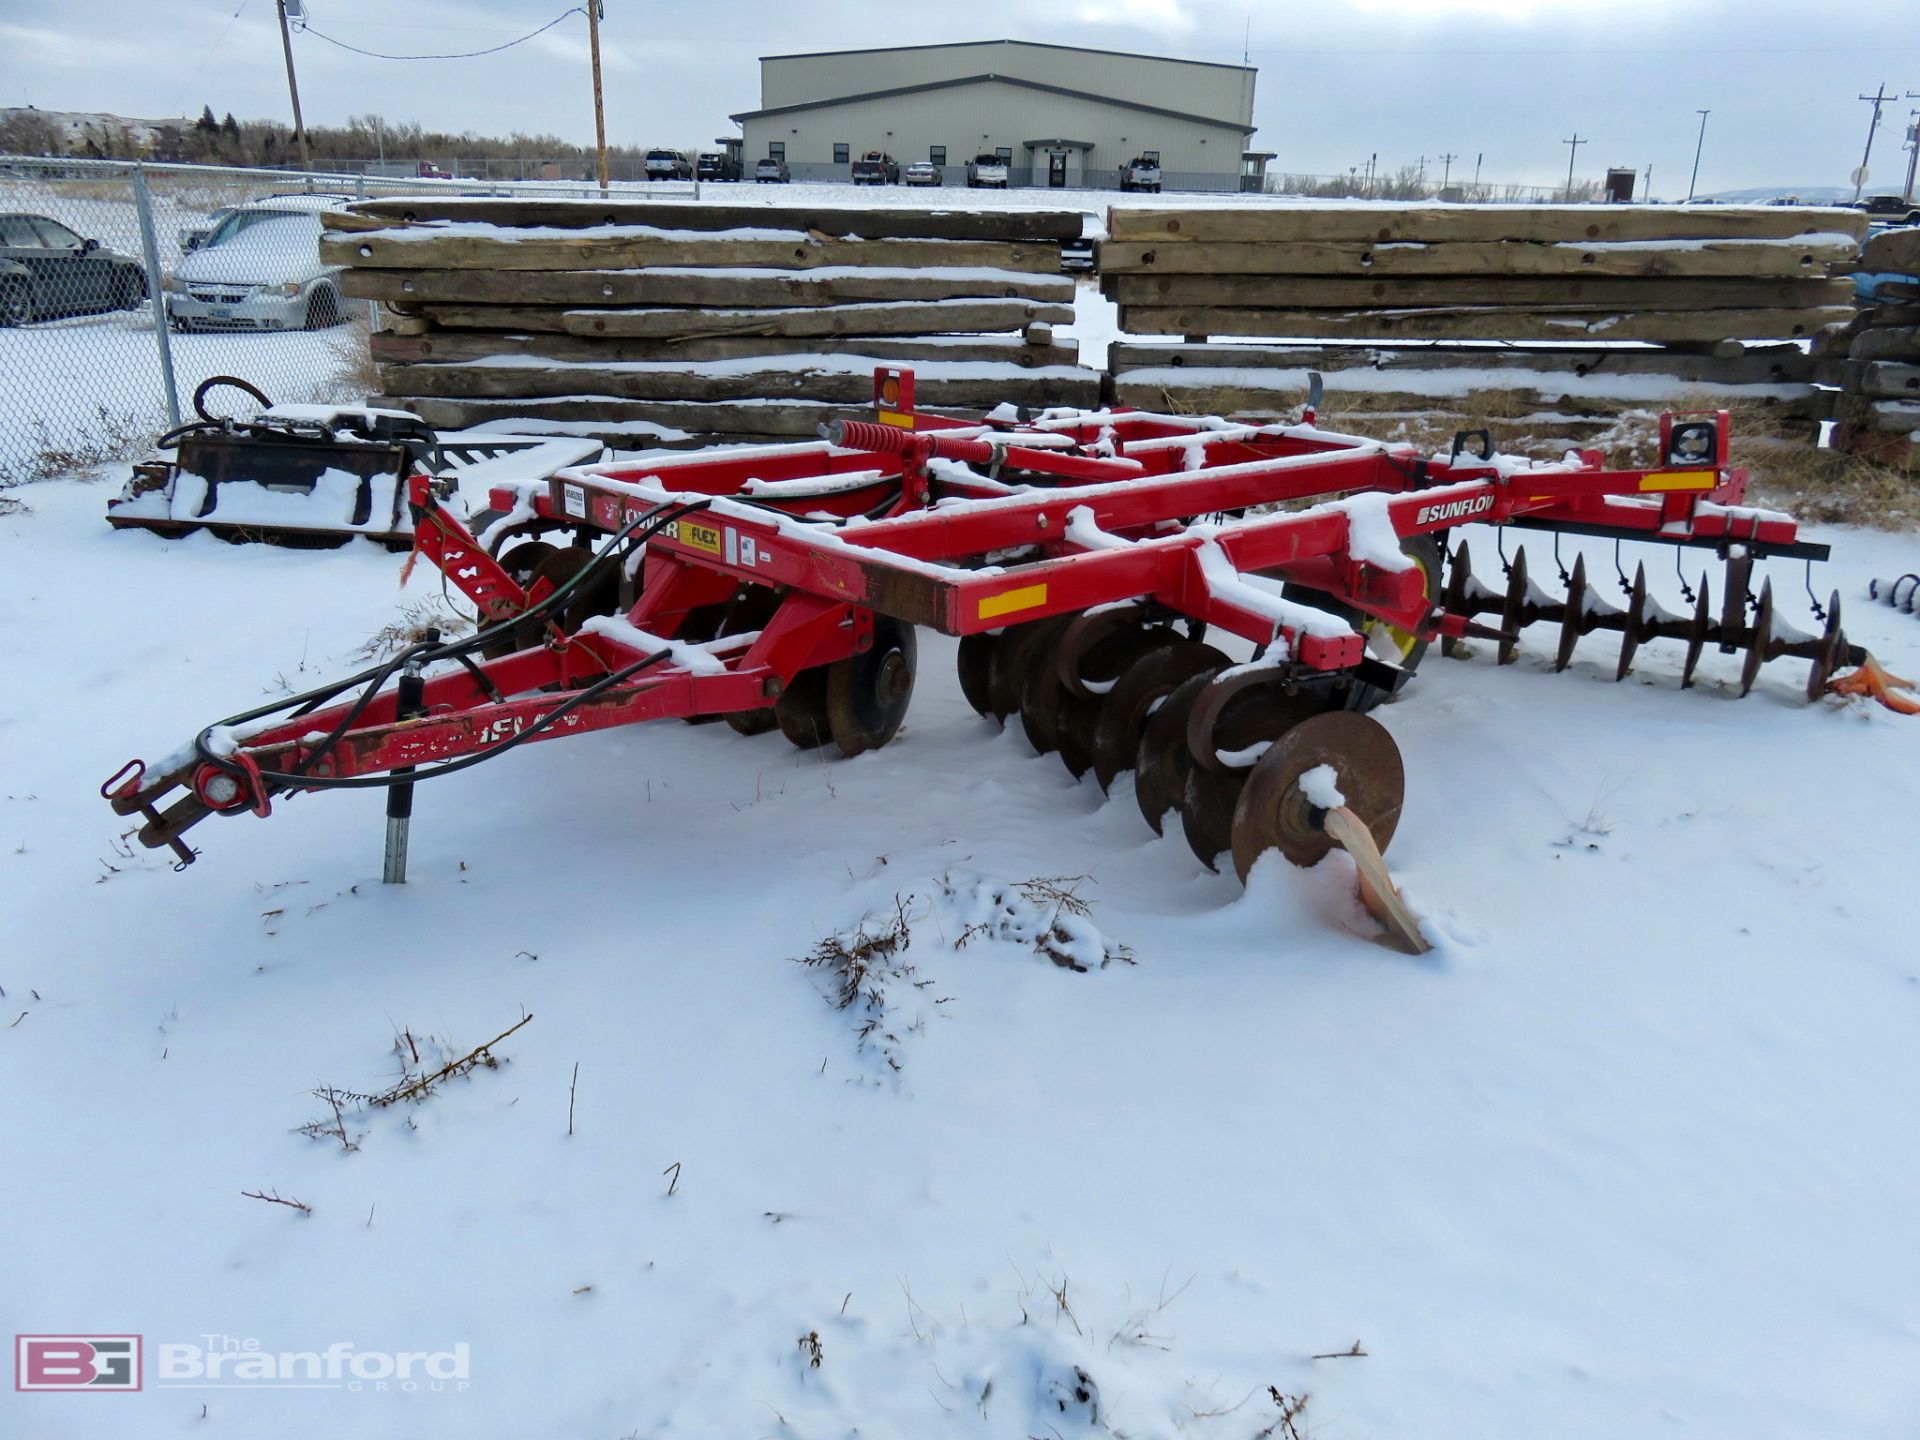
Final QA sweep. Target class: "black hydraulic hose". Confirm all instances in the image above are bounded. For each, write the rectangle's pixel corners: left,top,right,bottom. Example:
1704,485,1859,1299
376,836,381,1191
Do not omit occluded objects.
190,498,712,781
221,648,674,792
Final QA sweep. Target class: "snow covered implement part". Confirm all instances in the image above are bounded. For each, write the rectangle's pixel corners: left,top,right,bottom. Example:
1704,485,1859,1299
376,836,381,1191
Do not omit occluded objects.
105,377,604,547
103,370,1912,951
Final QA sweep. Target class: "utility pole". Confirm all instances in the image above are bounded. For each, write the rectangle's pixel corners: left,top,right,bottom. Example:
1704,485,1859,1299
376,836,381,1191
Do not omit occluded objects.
1473,151,1483,188
1854,83,1893,201
1365,151,1376,197
1562,132,1586,200
1904,95,1920,203
1686,109,1709,202
274,0,311,172
1438,152,1458,191
586,0,609,192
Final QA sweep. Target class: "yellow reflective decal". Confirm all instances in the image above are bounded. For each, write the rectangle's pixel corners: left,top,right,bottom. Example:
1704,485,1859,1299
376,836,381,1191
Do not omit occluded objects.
876,409,915,429
977,583,1048,620
1638,470,1717,492
671,519,724,554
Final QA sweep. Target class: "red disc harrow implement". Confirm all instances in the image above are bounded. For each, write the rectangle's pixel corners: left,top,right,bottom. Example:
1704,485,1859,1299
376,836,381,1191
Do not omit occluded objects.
104,368,1915,952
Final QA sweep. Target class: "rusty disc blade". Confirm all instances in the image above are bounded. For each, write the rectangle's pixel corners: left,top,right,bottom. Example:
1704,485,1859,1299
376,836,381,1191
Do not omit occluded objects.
1805,590,1845,703
1739,578,1774,697
986,614,1075,721
1017,629,1071,756
1229,711,1406,879
1615,562,1648,683
1497,546,1528,666
1440,539,1474,659
1554,553,1587,672
1133,666,1224,835
1090,639,1229,791
1056,629,1170,779
1681,573,1712,689
1180,762,1248,871
826,614,918,758
956,632,998,718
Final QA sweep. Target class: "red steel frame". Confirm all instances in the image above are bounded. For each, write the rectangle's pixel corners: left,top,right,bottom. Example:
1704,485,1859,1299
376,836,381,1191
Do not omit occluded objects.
105,377,1815,856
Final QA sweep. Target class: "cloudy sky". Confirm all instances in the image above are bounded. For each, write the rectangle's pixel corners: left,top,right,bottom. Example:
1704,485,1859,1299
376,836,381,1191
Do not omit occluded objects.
3,0,1919,195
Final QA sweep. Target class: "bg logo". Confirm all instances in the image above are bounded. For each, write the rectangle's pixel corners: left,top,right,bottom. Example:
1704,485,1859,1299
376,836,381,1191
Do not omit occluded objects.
15,1335,143,1391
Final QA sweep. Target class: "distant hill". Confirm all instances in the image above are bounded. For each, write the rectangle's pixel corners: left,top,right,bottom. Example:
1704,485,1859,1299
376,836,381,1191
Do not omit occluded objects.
1704,184,1863,205
0,106,191,159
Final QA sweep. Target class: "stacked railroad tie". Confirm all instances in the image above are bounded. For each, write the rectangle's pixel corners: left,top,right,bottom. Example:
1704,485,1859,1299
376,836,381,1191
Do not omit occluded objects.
1822,224,1920,467
320,198,1097,447
1100,203,1867,435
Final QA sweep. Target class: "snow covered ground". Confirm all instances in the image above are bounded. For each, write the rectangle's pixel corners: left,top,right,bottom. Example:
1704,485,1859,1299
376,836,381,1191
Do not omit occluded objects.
3,461,1919,1439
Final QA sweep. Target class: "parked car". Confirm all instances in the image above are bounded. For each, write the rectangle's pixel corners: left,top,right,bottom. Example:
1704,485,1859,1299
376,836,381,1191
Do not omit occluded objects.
0,212,148,325
645,148,692,180
695,152,741,181
754,157,790,184
162,196,345,332
1119,156,1163,193
903,161,942,187
966,154,1009,189
851,150,900,185
179,191,354,255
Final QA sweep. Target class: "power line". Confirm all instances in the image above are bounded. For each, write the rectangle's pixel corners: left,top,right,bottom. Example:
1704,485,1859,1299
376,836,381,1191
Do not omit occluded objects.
296,7,585,60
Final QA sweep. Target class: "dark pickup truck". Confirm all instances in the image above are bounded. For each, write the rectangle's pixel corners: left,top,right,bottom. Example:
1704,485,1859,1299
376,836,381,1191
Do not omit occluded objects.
851,151,899,185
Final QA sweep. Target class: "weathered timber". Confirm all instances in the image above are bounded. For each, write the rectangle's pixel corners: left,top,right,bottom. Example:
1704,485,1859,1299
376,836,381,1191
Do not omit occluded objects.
343,198,1087,242
1860,362,1920,400
1861,227,1920,274
1101,273,1854,310
376,395,907,438
1106,341,1817,386
323,232,1063,274
371,329,1081,367
559,298,1072,340
1847,326,1920,361
1107,204,1869,246
1834,394,1920,432
375,362,1101,409
1096,237,1860,279
1117,305,1853,342
1113,379,1822,425
342,268,1072,307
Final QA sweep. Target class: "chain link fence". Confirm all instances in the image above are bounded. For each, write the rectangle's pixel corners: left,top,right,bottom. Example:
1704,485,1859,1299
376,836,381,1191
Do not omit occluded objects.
0,157,501,486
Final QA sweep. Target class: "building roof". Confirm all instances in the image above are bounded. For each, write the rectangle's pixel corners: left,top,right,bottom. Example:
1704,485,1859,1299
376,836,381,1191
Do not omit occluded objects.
730,73,1253,134
761,37,1254,75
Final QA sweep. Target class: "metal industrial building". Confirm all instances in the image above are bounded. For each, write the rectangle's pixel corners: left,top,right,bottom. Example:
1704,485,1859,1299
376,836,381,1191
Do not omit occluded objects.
730,39,1266,192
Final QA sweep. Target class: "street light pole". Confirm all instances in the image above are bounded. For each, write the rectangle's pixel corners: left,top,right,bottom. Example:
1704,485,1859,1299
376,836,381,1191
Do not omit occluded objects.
1686,109,1709,202
586,0,609,193
274,0,311,172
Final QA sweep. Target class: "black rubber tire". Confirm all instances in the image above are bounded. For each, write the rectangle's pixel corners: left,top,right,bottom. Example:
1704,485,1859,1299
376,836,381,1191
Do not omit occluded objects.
0,281,30,328
826,615,917,757
775,666,834,749
114,269,146,311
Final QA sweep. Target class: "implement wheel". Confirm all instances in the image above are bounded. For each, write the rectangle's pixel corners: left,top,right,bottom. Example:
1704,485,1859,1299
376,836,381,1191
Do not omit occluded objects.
776,667,834,749
826,614,917,757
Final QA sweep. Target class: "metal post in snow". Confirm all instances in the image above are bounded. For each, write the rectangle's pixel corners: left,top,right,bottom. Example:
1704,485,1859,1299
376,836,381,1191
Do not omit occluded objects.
129,164,181,431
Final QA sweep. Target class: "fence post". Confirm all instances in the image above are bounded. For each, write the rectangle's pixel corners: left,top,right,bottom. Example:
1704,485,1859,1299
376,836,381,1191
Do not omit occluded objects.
129,164,182,430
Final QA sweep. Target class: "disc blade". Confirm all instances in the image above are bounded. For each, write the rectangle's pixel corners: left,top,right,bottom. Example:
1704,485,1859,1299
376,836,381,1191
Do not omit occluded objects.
1230,711,1406,879
1091,640,1229,791
1134,667,1223,835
